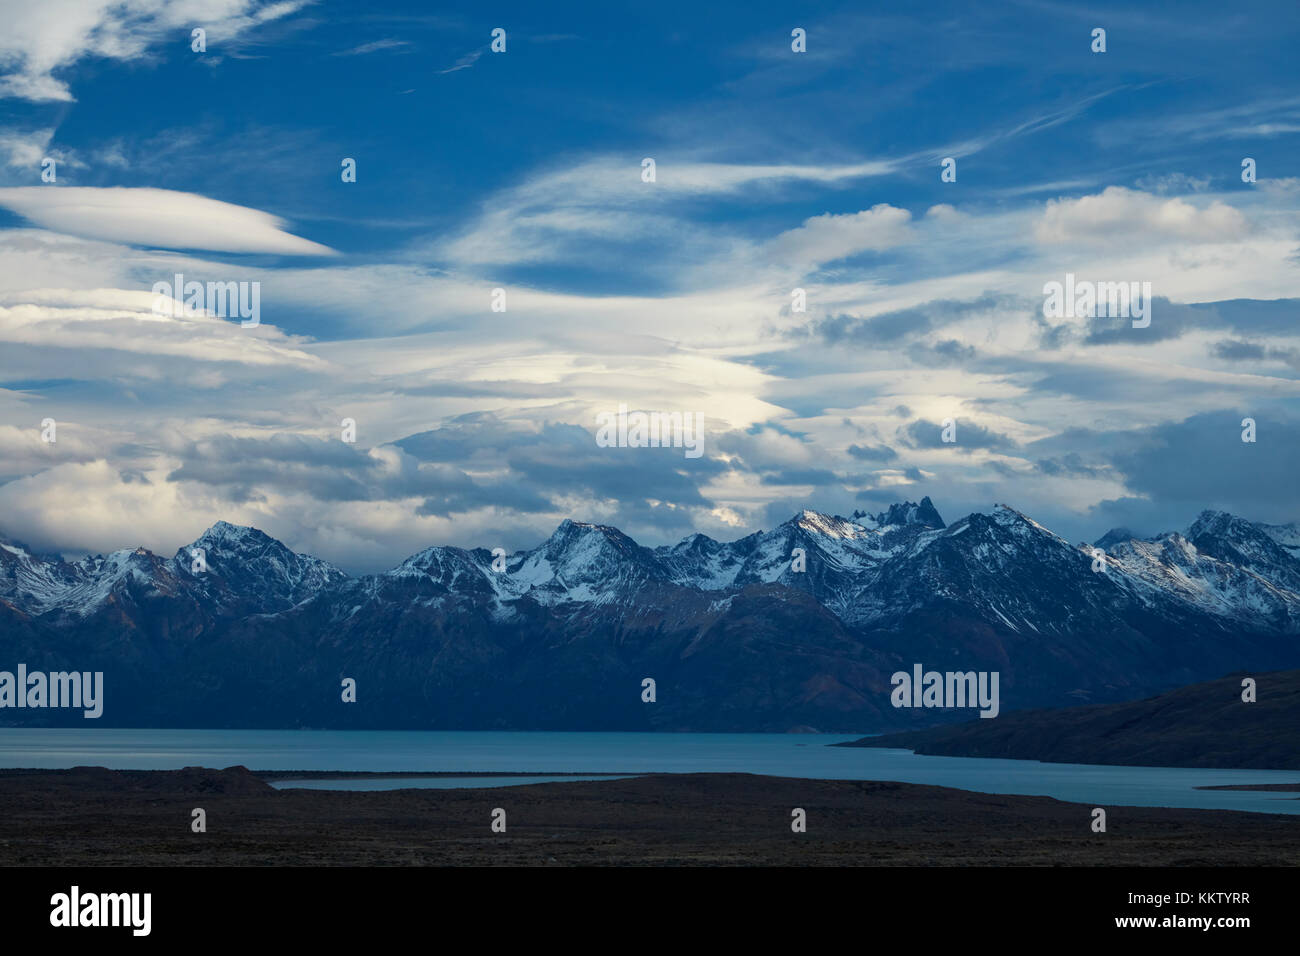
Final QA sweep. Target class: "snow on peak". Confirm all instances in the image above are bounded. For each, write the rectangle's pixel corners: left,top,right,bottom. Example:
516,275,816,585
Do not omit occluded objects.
188,521,277,552
789,510,871,539
5,502,1300,628
1094,527,1138,550
852,497,945,531
669,532,715,553
1187,510,1242,539
1261,521,1300,558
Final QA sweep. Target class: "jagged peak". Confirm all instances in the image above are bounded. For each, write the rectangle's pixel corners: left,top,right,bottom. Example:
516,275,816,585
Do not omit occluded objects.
0,533,45,559
980,504,1065,541
190,521,278,547
783,510,869,539
664,531,720,553
548,517,637,545
399,542,472,562
1186,509,1253,540
391,543,482,577
73,545,167,578
172,522,347,595
852,496,945,531
989,503,1045,525
1183,511,1300,578
534,518,650,574
1094,527,1138,550
555,517,617,534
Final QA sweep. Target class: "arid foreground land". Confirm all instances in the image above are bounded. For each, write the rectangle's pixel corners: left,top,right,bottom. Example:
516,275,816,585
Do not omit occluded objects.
1,767,1298,866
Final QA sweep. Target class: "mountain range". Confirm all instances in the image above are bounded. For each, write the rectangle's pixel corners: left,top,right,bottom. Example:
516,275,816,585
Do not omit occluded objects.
3,498,1300,731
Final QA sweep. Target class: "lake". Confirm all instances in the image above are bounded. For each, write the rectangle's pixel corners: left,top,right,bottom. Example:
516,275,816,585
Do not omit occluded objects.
1,728,1297,814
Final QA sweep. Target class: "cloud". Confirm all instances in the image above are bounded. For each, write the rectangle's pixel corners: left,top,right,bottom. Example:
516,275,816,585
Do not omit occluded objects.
434,155,901,270
165,434,446,506
908,338,977,366
904,419,1017,452
0,460,197,555
0,187,335,255
438,49,482,74
404,415,727,515
0,0,310,102
1099,411,1300,526
846,443,897,462
1133,172,1211,195
806,293,1017,348
0,128,61,169
1115,95,1300,145
1210,339,1266,361
1033,454,1111,480
0,287,323,369
1035,186,1250,245
1210,338,1300,369
1081,297,1199,345
1079,298,1300,348
814,308,931,346
333,38,410,56
0,423,100,481
763,204,913,272
1259,178,1300,196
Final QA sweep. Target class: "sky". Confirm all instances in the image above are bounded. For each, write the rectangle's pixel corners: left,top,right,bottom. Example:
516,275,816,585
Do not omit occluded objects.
0,0,1298,573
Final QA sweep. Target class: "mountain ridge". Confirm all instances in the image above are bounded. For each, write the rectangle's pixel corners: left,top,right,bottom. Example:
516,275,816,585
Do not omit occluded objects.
3,497,1300,732
836,667,1300,770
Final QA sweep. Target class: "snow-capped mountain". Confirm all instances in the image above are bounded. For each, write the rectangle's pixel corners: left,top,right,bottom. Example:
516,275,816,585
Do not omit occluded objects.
0,521,348,619
3,499,1299,732
173,520,350,613
505,519,667,607
0,536,87,613
1100,516,1300,633
649,503,944,620
1185,510,1300,596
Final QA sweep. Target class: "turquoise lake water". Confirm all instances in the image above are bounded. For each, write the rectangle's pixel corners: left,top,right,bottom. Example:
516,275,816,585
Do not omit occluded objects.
271,775,641,790
1,728,1297,814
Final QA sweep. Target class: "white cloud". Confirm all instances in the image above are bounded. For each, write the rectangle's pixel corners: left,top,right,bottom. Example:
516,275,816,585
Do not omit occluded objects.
1259,177,1300,195
333,38,409,56
0,0,310,102
0,459,211,556
0,423,101,475
0,147,1297,565
0,128,56,168
925,203,965,222
0,288,324,368
436,155,900,268
1133,172,1211,195
1035,186,1250,245
0,187,336,255
438,49,482,74
764,204,913,272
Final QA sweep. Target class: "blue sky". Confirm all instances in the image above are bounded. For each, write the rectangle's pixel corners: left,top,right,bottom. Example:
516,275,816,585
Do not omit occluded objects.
0,0,1298,572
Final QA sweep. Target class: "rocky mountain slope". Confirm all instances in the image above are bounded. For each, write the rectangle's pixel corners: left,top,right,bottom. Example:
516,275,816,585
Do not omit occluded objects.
837,668,1300,770
3,497,1299,731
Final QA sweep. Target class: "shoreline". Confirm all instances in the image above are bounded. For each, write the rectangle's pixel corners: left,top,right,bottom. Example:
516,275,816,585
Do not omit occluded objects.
2,766,1299,866
253,770,644,781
